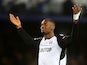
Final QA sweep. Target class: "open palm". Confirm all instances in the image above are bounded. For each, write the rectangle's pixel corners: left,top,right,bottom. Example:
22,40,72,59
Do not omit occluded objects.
9,14,22,28
72,4,82,14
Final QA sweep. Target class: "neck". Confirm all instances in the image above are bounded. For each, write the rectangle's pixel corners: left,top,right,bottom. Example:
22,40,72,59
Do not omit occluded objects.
44,32,54,39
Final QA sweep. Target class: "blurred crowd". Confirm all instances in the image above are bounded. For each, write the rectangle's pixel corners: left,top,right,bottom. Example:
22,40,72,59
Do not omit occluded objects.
0,0,87,65
0,0,87,16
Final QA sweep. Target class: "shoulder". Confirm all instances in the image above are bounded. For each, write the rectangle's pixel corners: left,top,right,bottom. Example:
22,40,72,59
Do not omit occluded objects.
57,33,70,38
34,37,42,41
56,33,71,42
56,34,65,40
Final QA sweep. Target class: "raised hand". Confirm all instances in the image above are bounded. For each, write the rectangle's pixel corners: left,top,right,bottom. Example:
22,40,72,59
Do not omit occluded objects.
9,13,22,29
72,4,82,23
72,4,82,14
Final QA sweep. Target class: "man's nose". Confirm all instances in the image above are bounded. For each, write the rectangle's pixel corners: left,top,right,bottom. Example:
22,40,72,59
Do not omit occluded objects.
41,26,44,29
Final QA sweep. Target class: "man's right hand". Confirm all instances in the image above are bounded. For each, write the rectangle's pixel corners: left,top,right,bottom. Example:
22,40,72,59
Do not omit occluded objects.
9,13,22,29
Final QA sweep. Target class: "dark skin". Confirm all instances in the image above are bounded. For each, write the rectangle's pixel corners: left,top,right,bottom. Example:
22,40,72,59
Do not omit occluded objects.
40,19,55,39
9,4,82,39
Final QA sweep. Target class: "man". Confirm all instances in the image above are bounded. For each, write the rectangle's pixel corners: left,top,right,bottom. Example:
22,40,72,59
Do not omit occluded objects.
9,4,82,65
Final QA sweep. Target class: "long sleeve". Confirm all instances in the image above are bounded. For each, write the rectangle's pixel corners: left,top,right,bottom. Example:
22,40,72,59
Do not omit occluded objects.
57,22,78,48
17,28,34,45
71,22,79,42
57,22,78,60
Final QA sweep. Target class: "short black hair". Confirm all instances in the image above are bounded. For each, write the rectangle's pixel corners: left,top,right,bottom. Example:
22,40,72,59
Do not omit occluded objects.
43,18,55,26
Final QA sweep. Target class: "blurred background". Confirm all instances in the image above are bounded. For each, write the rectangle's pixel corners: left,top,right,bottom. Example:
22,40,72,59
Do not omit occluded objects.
0,0,87,65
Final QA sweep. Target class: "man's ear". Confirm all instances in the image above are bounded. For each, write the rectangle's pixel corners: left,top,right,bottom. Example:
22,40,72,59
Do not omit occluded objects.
53,25,55,30
52,24,55,30
51,25,55,30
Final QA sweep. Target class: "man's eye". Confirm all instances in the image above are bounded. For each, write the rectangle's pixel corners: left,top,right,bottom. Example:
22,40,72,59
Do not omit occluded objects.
45,24,47,26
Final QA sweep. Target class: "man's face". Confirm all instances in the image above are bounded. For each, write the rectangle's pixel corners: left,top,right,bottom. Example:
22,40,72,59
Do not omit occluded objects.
40,20,55,34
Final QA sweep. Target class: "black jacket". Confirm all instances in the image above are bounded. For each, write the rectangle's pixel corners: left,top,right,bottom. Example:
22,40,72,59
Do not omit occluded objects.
17,23,78,60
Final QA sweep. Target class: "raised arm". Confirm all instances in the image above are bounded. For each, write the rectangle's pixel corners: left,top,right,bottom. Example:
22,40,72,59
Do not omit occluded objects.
71,4,82,40
9,14,22,29
9,14,34,45
58,4,82,48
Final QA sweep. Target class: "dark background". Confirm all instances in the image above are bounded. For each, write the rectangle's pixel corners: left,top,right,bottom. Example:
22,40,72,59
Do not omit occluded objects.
0,0,87,65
